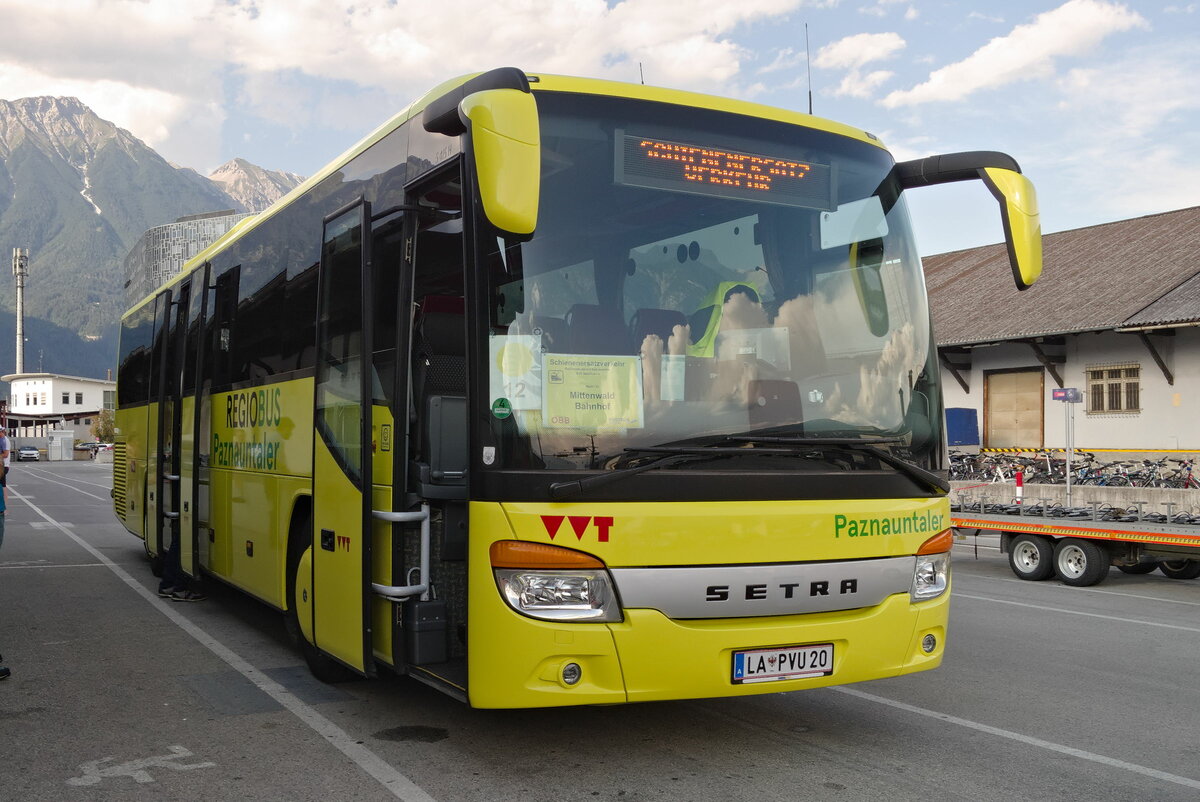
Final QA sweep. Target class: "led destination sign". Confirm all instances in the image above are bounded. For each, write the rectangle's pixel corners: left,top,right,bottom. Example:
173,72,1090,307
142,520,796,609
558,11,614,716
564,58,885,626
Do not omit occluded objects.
616,132,833,209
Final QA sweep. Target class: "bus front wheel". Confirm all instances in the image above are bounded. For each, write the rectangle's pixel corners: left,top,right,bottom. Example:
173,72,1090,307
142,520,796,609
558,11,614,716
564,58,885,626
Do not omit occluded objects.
285,512,356,684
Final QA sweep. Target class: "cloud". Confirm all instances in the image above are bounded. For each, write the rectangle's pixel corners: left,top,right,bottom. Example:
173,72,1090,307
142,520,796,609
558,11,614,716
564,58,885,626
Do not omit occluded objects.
881,0,1147,108
814,32,906,69
0,0,808,170
858,0,907,18
833,69,895,98
814,32,904,97
758,48,807,75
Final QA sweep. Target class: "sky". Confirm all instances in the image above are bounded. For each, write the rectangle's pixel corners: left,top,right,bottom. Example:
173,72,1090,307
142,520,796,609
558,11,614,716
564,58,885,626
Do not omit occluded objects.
1,0,1198,256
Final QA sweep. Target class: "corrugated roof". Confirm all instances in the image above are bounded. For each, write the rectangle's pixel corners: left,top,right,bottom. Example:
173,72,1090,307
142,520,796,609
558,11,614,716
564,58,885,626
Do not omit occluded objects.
925,205,1200,346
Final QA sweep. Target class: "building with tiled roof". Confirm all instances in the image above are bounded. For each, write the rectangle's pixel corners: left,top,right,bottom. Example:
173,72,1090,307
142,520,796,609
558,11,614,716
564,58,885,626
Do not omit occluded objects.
924,206,1200,451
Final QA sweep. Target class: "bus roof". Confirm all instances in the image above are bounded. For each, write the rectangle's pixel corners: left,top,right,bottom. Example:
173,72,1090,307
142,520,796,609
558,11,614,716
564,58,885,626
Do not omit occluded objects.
125,70,888,319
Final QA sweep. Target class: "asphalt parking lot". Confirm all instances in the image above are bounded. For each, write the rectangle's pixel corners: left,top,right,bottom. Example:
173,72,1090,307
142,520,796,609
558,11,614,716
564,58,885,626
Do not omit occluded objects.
2,460,1198,801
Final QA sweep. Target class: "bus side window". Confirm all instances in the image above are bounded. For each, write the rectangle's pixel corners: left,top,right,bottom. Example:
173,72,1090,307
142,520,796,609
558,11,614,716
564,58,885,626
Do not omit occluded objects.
209,266,240,391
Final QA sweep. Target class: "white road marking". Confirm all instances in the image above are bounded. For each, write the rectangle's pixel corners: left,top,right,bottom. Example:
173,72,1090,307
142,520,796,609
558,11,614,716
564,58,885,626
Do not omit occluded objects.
66,745,215,786
980,574,1200,607
835,687,1200,792
15,465,115,492
955,592,1200,633
0,562,108,569
10,486,436,802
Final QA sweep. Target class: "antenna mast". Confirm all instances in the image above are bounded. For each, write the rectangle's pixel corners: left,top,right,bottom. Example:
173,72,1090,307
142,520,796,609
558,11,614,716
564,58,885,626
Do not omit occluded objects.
12,248,29,374
805,23,813,115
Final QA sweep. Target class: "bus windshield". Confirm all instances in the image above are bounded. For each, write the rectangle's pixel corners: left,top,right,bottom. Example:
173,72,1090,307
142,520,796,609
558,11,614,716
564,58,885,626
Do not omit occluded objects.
485,91,942,473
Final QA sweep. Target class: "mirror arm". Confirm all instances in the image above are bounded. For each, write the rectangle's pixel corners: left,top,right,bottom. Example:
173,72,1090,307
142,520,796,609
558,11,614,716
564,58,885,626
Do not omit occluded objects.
894,151,1021,189
422,67,531,136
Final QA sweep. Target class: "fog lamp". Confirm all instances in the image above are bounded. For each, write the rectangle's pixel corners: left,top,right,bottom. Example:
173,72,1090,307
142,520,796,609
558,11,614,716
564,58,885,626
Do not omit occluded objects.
561,662,582,686
921,634,937,653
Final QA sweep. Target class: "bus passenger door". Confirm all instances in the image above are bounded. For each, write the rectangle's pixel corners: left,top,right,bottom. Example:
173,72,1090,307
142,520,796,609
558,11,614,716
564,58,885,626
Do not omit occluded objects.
179,266,209,578
147,289,174,562
311,199,375,675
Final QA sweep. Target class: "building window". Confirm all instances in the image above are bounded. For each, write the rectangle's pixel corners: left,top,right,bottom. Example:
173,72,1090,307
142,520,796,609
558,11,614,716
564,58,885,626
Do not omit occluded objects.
1087,365,1140,414
63,392,70,404
76,392,83,404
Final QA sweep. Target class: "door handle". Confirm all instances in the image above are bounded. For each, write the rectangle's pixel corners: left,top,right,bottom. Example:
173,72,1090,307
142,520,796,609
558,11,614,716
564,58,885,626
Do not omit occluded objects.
321,528,336,551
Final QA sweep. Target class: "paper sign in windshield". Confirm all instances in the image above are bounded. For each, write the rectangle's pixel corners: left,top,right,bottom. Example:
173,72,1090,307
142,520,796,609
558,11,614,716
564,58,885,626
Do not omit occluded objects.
543,354,644,430
490,334,542,411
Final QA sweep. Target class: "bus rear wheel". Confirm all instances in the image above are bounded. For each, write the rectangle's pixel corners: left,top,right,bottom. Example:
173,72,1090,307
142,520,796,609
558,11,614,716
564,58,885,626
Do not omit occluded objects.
1158,560,1200,580
1054,538,1109,586
1008,534,1054,581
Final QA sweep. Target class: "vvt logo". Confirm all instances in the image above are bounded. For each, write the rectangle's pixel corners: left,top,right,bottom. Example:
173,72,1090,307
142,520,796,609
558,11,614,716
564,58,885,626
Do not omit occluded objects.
540,515,613,543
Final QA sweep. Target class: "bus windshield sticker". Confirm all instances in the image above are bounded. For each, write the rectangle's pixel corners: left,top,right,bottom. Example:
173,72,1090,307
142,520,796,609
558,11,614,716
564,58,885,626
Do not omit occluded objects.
542,353,645,430
615,130,834,210
490,334,542,411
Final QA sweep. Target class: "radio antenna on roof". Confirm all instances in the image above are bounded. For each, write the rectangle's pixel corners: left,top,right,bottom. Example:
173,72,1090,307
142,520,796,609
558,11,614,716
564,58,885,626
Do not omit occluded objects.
805,23,813,115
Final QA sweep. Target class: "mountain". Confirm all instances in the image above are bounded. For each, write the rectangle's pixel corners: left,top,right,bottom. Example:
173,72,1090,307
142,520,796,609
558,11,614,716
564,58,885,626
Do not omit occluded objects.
0,96,305,378
208,157,304,212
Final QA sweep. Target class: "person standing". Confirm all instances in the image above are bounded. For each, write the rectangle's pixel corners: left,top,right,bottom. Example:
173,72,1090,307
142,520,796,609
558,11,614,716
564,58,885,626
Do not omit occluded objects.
0,428,9,487
1,482,10,680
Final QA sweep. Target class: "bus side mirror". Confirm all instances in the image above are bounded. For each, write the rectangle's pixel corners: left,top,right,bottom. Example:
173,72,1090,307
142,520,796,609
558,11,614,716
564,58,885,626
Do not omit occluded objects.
980,168,1041,290
894,151,1042,290
460,89,541,238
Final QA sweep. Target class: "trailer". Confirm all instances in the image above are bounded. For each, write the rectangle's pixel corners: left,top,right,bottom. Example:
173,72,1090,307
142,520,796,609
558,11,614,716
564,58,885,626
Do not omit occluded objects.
951,501,1200,587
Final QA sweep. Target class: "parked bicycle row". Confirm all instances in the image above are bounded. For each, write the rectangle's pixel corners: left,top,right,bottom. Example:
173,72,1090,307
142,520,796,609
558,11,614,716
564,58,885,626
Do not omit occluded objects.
951,497,1200,525
949,449,1200,488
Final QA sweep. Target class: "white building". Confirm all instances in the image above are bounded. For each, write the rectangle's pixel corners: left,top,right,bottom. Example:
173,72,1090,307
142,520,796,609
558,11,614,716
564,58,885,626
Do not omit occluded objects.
925,206,1200,453
2,373,116,438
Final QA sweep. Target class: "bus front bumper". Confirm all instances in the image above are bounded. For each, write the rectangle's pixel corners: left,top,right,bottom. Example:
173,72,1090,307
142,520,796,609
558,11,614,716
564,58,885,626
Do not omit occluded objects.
466,589,948,708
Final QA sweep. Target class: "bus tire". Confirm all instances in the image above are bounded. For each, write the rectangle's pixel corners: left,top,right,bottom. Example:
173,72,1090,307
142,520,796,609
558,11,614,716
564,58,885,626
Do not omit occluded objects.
1053,538,1109,587
1008,534,1055,581
1158,560,1200,580
1116,562,1157,575
285,506,356,684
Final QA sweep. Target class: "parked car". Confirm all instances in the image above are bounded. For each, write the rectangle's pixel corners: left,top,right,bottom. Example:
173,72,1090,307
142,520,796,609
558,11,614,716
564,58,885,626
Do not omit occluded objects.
17,446,40,461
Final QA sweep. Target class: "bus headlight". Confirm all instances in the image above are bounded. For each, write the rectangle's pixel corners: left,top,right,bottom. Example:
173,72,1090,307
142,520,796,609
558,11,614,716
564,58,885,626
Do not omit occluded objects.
911,529,952,601
489,540,622,622
911,553,950,601
495,569,621,622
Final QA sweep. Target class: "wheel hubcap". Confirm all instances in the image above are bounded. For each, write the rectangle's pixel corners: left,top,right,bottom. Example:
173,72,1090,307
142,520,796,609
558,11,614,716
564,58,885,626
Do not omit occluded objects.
1060,546,1085,578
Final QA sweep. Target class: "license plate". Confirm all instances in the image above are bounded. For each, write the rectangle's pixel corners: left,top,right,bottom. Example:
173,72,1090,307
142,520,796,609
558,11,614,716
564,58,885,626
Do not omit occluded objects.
732,643,834,684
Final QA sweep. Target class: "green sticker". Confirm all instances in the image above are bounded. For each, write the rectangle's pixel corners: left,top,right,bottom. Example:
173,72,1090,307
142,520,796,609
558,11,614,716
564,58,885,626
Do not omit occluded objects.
491,398,513,420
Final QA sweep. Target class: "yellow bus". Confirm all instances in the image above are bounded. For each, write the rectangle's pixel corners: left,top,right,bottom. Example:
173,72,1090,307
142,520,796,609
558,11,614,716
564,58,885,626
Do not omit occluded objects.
113,68,1040,708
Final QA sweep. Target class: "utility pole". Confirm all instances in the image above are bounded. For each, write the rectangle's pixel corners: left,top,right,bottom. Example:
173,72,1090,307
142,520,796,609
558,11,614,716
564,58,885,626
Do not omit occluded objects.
12,248,29,374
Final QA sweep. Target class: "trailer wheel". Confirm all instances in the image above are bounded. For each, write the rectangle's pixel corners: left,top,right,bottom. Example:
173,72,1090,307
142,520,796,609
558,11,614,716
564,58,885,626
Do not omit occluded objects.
1008,534,1055,581
1158,560,1200,580
1054,538,1110,586
1116,563,1157,575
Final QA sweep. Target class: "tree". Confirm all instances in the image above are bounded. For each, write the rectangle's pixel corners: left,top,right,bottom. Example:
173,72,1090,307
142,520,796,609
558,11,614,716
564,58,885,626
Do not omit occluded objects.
90,409,115,443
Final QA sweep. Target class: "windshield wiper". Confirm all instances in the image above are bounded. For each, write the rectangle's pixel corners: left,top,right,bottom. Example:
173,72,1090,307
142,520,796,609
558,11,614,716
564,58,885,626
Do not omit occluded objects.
548,445,768,499
727,435,949,493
